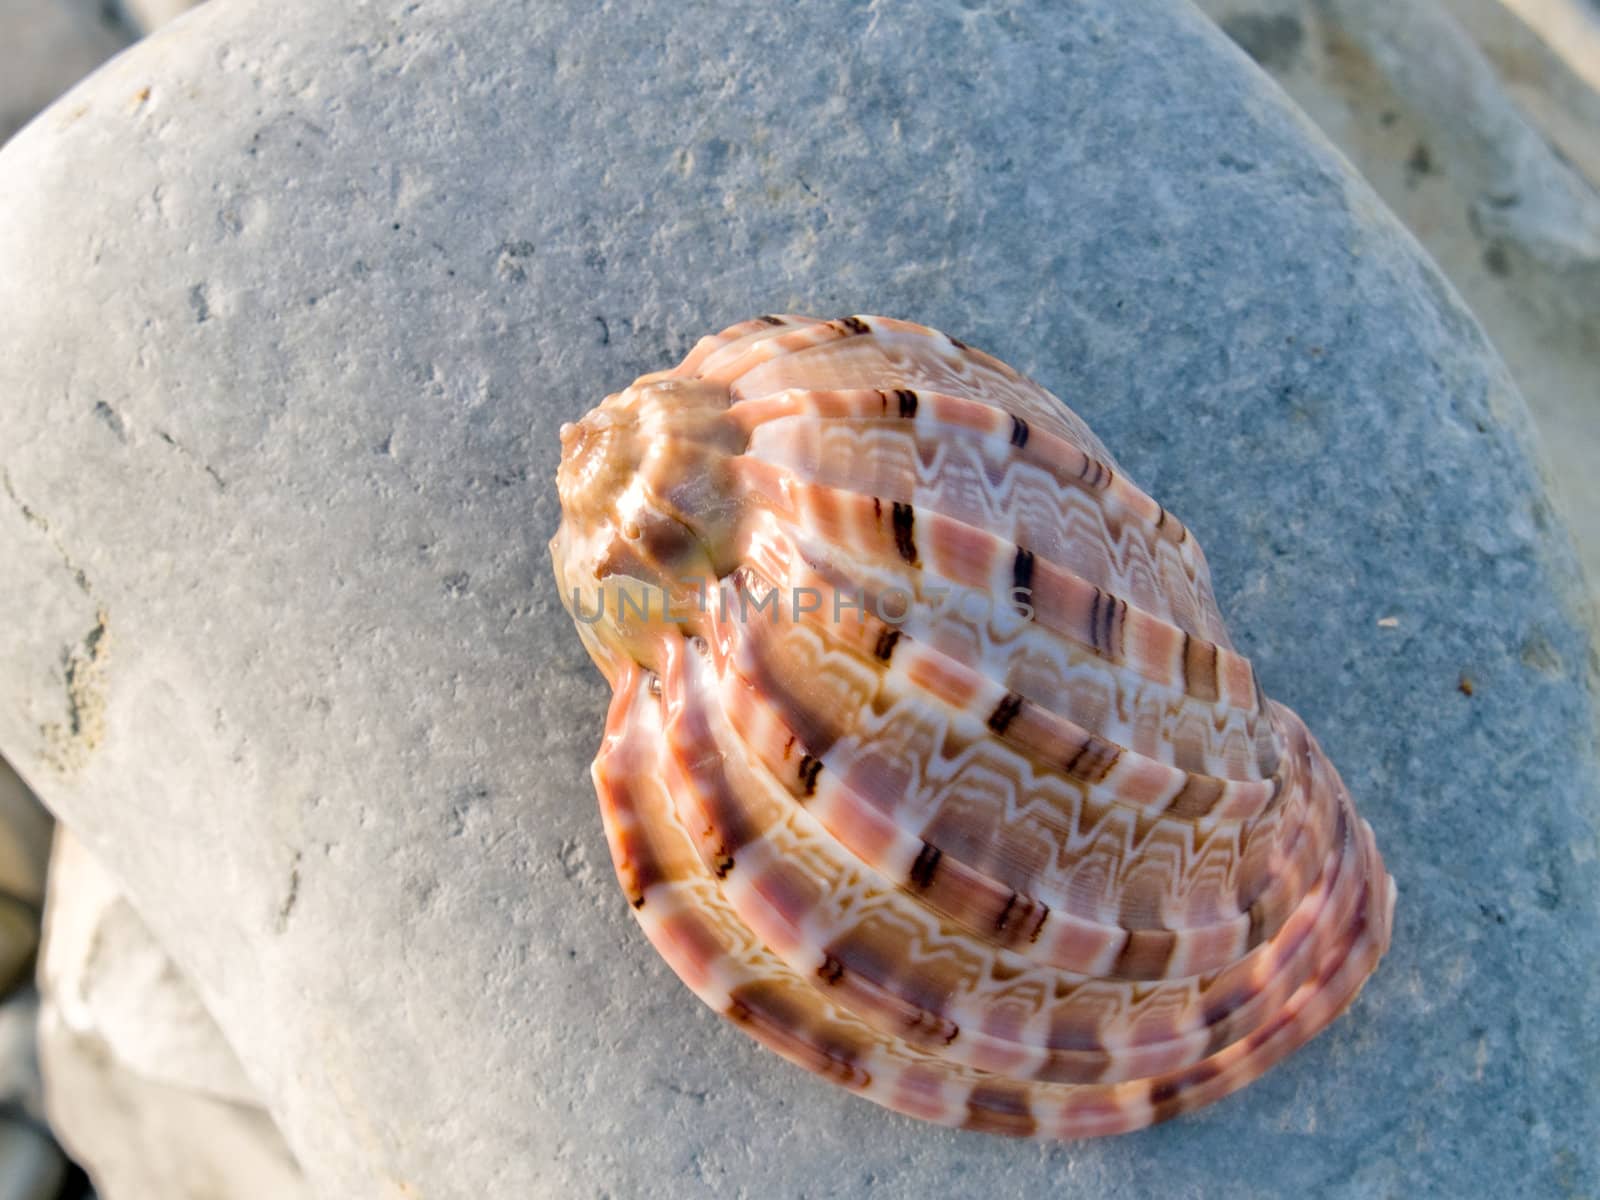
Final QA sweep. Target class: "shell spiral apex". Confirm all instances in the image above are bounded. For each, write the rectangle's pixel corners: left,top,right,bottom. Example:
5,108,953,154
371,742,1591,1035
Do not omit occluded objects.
550,313,1395,1138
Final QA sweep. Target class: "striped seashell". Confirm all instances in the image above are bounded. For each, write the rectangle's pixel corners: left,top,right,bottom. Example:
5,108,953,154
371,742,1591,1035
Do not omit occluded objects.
549,314,1395,1137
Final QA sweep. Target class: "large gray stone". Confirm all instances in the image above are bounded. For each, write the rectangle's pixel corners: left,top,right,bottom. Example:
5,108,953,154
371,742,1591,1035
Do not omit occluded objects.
0,0,1595,1196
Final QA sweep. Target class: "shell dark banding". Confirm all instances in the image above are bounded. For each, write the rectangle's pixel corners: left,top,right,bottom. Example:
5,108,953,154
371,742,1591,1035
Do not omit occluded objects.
554,314,1395,1138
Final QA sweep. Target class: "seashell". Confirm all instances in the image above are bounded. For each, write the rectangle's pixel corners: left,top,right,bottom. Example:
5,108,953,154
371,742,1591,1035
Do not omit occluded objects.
550,314,1395,1137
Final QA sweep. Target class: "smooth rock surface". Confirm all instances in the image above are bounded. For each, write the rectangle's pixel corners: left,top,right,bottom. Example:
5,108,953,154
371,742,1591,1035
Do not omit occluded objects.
38,1021,302,1200
1440,0,1600,187
38,831,307,1199
40,829,267,1104
0,0,133,145
0,1,1596,1197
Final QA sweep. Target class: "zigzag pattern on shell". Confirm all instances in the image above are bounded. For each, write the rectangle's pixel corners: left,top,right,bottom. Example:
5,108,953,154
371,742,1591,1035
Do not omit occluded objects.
550,314,1395,1137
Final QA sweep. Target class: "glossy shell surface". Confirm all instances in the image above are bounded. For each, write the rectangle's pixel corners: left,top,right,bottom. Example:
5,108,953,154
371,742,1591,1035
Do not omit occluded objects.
549,314,1395,1137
